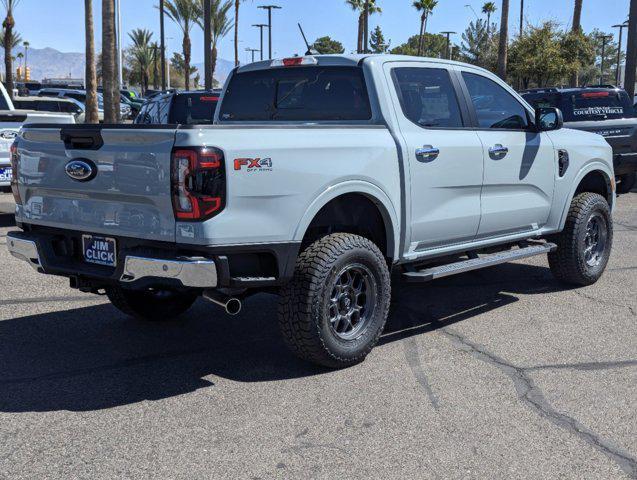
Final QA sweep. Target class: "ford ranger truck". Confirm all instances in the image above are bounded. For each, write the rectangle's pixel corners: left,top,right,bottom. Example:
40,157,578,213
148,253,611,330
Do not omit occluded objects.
7,55,615,368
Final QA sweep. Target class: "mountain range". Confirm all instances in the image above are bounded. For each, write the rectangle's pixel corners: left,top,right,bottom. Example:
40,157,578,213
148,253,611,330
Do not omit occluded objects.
0,46,234,87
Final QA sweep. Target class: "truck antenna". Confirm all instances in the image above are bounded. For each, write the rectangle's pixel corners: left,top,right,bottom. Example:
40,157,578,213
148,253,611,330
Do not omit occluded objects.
298,23,317,56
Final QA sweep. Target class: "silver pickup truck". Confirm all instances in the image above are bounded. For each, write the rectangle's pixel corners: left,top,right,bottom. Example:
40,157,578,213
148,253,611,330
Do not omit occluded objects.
7,54,615,368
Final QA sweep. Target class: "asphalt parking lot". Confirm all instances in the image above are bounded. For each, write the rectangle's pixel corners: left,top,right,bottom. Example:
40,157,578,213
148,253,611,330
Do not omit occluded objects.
0,190,635,479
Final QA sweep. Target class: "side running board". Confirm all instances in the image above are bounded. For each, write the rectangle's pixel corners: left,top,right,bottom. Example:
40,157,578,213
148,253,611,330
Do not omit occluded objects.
402,243,557,283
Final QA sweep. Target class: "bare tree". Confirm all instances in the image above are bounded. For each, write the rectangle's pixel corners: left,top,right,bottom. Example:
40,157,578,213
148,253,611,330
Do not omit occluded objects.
85,0,99,123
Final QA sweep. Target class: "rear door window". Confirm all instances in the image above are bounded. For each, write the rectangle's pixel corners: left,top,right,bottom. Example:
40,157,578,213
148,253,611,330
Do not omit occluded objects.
392,67,464,128
219,66,372,122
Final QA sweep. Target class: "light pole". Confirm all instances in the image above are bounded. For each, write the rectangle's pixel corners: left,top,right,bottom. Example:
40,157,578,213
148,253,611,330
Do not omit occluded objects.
440,31,456,60
464,4,479,20
253,24,267,61
245,48,260,63
598,34,613,85
258,5,282,60
160,0,166,90
613,22,629,86
519,0,524,37
204,0,212,90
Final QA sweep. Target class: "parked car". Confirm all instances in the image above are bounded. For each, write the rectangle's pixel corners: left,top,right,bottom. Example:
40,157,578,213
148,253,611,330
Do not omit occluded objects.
522,86,637,193
13,96,86,123
7,55,615,368
97,87,143,117
0,82,75,191
38,88,132,121
135,90,220,125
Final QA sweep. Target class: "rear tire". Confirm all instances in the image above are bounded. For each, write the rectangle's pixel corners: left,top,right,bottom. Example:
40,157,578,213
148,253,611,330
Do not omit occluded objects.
617,173,636,194
278,233,391,369
106,286,198,321
548,192,613,286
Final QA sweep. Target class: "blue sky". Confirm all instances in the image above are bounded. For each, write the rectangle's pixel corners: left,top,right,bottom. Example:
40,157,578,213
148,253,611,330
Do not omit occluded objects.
10,0,630,63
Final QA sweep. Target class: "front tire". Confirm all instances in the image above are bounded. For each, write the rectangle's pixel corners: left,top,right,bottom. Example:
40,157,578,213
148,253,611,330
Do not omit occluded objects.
278,233,391,369
617,173,636,194
548,192,613,286
106,286,198,321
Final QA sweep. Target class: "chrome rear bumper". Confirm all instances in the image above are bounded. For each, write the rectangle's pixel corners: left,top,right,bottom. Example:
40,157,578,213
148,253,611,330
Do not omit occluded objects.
120,256,217,288
7,233,42,271
6,232,218,288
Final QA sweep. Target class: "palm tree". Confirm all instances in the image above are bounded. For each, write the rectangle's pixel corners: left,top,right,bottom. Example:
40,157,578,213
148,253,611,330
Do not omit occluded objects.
196,0,233,81
497,0,509,80
21,39,26,71
0,28,21,49
482,2,497,34
413,0,438,56
570,0,583,86
84,0,99,123
346,0,381,54
233,0,242,66
151,41,161,90
102,0,119,123
162,0,199,90
129,28,154,95
2,0,21,101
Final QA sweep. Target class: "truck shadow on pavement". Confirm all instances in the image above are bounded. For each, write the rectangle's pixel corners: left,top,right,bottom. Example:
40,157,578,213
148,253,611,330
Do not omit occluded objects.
0,262,572,412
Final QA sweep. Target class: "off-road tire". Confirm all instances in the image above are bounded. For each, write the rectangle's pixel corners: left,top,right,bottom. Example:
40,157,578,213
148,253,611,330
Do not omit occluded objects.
278,233,391,369
548,192,613,286
617,173,636,194
106,286,198,321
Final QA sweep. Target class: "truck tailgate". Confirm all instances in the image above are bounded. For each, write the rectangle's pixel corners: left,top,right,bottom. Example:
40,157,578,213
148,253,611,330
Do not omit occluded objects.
16,127,178,242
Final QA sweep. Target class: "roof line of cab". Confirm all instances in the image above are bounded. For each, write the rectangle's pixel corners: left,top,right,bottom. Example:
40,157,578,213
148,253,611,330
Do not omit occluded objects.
234,53,487,74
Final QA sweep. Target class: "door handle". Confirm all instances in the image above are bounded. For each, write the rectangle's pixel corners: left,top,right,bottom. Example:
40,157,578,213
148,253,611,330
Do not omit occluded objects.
489,144,509,156
415,145,440,161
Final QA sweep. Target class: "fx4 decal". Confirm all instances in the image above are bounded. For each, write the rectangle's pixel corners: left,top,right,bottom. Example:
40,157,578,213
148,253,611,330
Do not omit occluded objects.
234,157,273,172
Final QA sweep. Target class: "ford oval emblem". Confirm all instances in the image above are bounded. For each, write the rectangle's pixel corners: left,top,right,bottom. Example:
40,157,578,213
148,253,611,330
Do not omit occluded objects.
65,159,97,182
0,130,17,140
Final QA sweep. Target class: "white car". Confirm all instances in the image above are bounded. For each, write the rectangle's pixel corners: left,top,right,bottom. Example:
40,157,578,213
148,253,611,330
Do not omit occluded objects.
0,83,75,190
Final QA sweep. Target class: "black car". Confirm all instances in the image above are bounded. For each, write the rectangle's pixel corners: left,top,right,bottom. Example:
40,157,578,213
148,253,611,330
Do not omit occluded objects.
522,86,637,193
134,90,221,125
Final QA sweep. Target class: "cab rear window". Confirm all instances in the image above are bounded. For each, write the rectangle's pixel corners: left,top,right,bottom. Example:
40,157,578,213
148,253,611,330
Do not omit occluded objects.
219,66,372,122
568,91,634,120
170,94,218,125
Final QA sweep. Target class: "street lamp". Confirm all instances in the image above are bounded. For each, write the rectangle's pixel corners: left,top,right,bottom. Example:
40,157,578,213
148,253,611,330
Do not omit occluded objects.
440,31,456,60
597,34,613,85
258,5,282,60
253,24,268,61
245,48,260,63
613,22,629,86
464,4,479,20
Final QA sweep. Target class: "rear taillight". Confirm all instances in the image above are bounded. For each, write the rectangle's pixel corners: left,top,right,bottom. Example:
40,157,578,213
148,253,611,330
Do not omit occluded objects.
171,147,225,221
10,142,21,206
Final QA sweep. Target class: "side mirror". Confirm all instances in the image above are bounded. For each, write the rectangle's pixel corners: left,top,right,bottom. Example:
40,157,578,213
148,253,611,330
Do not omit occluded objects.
535,107,563,132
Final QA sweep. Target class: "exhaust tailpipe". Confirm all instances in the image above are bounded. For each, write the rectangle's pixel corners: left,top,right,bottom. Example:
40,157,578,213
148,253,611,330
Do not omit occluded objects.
203,290,242,316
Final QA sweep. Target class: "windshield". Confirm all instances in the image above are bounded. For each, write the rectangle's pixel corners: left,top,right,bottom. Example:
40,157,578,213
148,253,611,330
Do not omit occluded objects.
219,66,372,122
